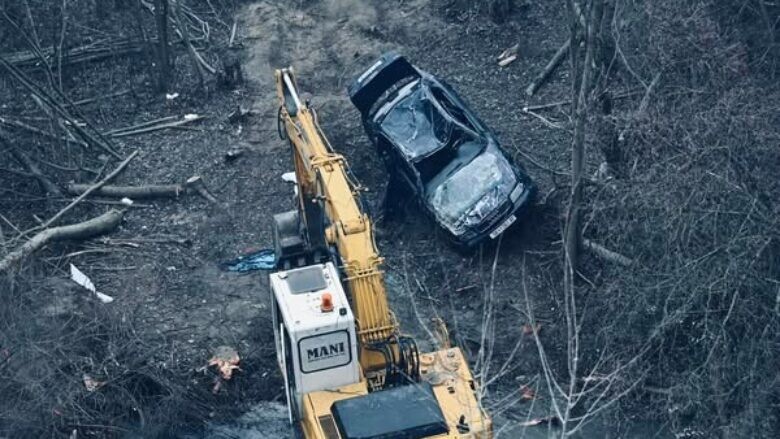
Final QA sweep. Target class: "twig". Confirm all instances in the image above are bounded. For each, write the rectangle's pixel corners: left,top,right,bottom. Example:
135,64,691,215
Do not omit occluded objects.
522,109,565,129
83,199,152,208
636,72,662,115
108,116,204,138
172,0,216,88
0,55,121,158
618,72,661,142
228,21,237,48
512,145,569,177
522,89,643,112
1,128,63,195
3,138,63,196
0,116,88,147
104,116,179,135
68,89,131,107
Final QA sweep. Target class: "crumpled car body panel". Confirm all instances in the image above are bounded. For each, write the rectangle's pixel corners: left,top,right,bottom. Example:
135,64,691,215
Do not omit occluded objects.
349,52,536,247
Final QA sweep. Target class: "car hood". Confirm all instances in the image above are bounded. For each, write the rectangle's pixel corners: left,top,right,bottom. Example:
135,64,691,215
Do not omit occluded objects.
428,149,517,234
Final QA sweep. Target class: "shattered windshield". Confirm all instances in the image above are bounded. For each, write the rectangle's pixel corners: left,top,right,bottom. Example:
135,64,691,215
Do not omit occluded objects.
429,152,516,231
380,86,453,160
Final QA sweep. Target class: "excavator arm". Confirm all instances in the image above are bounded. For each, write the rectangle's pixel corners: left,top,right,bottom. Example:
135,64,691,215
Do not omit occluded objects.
275,69,406,378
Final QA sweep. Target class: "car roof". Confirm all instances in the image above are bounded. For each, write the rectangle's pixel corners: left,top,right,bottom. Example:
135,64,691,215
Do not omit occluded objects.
376,80,446,161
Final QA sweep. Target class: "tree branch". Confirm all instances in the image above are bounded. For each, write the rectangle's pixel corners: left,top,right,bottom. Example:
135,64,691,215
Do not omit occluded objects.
0,209,125,272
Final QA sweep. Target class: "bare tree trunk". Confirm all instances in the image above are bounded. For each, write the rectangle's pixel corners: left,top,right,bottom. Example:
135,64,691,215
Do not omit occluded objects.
559,5,605,433
565,0,602,273
174,0,204,87
173,0,215,90
153,0,172,92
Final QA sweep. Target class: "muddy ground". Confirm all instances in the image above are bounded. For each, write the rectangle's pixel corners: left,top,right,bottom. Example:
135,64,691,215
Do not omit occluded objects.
2,0,639,437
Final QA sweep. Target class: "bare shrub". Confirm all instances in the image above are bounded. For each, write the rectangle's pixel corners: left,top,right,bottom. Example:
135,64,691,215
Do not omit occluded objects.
0,273,217,436
571,0,780,435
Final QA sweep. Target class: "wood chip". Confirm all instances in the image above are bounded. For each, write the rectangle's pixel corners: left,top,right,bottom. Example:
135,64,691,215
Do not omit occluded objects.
498,54,517,67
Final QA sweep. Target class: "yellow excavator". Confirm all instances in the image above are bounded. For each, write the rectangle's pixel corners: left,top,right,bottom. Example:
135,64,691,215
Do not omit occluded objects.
268,66,492,438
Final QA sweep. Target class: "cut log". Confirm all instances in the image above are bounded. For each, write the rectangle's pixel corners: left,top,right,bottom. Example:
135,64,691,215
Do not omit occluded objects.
525,39,571,97
67,183,183,199
0,209,124,272
582,238,633,266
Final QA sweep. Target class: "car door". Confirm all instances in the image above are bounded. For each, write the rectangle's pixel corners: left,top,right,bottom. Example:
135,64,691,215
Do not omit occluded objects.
377,132,422,194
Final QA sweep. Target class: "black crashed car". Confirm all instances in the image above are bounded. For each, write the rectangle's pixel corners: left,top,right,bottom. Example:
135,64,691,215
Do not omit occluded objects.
348,52,536,247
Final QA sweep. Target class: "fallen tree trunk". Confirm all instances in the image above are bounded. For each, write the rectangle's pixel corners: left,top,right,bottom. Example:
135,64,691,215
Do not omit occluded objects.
0,209,124,272
67,183,183,199
526,38,571,96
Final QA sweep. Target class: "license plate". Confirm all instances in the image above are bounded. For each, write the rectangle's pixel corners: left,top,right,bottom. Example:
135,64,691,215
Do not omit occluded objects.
489,214,516,239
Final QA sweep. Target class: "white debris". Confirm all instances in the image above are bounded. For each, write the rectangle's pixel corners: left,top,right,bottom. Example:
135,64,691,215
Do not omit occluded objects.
281,172,296,183
184,113,199,121
120,197,134,206
281,172,299,196
70,264,114,304
497,43,519,66
498,54,517,67
166,93,179,100
82,373,105,392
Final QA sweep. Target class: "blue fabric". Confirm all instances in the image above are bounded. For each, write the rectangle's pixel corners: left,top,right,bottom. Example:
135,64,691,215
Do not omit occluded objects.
222,249,275,272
